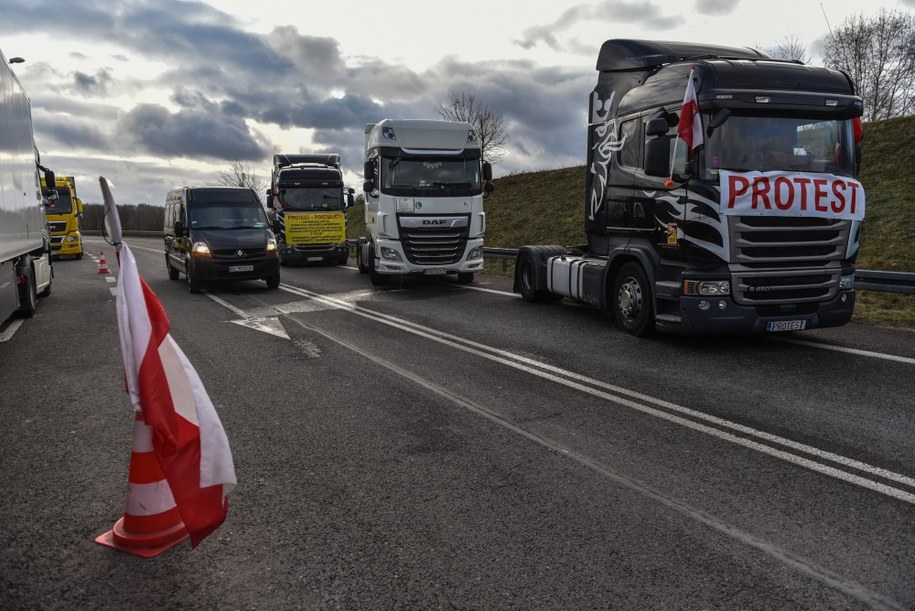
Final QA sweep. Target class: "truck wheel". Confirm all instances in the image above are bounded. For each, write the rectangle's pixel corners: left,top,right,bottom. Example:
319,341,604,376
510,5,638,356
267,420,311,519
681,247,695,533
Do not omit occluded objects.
368,256,389,286
265,275,280,289
75,251,83,260
517,252,559,302
457,272,474,284
166,256,179,280
186,262,203,293
17,264,38,318
612,262,654,337
357,242,369,273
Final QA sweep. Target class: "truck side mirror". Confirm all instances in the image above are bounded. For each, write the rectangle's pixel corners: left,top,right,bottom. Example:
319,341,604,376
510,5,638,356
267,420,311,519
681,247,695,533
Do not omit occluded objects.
363,160,375,180
174,220,186,236
644,137,672,177
646,118,669,137
485,182,495,194
44,168,56,188
346,192,355,208
266,194,274,208
363,180,374,193
482,162,493,182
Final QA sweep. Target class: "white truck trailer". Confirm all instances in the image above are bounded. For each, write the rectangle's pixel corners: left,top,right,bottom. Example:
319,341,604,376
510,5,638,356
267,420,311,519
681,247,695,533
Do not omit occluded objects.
357,119,493,285
1,49,54,323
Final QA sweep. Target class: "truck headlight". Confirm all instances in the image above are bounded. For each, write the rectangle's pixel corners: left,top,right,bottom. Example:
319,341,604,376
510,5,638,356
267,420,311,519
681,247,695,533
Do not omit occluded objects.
683,279,731,296
466,246,483,261
191,242,212,257
839,274,855,290
65,235,80,243
380,247,402,262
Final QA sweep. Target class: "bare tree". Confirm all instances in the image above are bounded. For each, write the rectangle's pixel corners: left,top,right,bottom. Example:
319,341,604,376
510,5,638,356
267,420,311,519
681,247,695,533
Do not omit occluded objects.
217,160,268,194
823,9,915,121
437,90,509,165
768,34,810,64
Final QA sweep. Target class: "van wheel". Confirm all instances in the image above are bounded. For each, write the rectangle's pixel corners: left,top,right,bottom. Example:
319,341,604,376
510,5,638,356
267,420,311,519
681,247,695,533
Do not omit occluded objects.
186,262,203,293
166,256,179,280
457,272,474,284
265,275,280,290
613,262,654,337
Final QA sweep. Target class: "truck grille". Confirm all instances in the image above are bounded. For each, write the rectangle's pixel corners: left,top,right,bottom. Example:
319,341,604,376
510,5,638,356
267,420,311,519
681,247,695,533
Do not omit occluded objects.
728,216,850,305
48,221,67,233
399,225,469,265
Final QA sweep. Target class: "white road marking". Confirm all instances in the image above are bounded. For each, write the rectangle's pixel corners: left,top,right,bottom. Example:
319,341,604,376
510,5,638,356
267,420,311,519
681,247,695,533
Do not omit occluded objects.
775,336,915,365
278,283,915,506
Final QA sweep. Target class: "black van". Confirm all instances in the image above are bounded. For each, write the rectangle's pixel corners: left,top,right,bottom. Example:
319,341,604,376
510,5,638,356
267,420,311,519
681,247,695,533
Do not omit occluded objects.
163,186,280,293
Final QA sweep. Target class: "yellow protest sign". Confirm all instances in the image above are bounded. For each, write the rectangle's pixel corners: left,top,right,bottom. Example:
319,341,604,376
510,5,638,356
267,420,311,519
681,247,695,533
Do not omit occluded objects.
284,212,346,245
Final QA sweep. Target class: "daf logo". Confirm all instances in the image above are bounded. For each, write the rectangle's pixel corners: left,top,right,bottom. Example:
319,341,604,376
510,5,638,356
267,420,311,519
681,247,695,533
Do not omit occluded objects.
236,249,245,257
422,220,448,225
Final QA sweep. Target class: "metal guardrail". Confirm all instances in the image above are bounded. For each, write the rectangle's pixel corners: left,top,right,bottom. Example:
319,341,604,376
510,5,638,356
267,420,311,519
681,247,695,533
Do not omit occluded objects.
482,247,915,295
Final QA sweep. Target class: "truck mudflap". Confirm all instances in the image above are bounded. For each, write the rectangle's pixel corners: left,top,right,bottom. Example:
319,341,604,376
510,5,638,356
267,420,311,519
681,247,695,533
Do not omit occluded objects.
658,291,856,335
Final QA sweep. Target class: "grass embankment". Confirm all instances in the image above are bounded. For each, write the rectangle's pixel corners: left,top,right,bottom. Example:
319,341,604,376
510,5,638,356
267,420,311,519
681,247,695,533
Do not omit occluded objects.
347,116,915,328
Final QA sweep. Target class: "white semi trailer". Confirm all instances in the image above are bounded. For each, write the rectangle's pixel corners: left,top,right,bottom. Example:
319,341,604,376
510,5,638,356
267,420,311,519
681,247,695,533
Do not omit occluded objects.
357,119,493,285
1,49,54,323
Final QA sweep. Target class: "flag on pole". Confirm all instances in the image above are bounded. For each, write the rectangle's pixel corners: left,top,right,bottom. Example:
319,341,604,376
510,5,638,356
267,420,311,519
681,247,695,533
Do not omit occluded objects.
101,177,236,547
677,65,703,157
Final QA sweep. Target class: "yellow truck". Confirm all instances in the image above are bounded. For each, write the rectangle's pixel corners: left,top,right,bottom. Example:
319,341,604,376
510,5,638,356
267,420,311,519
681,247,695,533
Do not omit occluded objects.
42,175,84,259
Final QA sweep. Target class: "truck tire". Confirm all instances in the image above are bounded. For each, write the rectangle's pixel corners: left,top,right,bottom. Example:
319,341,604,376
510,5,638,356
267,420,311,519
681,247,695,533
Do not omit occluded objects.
457,272,474,284
517,252,558,302
17,264,37,318
186,261,203,293
357,241,369,274
368,256,389,286
166,256,179,280
612,262,654,337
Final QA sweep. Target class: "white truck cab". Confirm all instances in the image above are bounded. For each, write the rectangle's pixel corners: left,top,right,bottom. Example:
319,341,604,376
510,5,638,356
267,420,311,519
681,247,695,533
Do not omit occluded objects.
358,119,493,285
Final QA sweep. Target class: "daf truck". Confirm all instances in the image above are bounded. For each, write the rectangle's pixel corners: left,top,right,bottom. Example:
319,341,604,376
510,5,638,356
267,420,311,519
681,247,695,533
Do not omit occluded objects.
266,154,354,266
514,39,865,336
41,174,84,259
1,48,55,323
357,119,493,285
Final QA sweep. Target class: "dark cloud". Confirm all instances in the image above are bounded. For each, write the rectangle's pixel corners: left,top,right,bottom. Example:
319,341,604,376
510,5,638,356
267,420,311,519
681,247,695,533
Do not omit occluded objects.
117,104,267,161
695,0,737,16
31,112,109,150
515,1,683,51
73,68,112,96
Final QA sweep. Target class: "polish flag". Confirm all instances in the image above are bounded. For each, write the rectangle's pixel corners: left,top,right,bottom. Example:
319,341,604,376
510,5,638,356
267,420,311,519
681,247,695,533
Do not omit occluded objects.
101,177,236,547
677,65,703,157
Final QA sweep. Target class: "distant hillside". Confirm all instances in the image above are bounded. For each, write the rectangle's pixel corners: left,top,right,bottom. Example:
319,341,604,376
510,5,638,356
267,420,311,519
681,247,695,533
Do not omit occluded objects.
347,116,915,327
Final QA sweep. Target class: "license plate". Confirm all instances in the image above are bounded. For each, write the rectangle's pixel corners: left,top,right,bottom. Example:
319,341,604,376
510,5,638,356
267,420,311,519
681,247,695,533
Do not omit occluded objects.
423,268,447,275
767,320,807,332
307,257,323,262
228,264,254,273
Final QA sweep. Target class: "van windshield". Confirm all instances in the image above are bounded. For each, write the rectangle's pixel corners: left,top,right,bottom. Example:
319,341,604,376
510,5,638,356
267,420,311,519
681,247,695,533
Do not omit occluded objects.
189,201,268,229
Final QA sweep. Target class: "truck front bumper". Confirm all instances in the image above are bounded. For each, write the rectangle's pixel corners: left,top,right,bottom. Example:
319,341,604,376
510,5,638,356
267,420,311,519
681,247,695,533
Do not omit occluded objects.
374,238,484,276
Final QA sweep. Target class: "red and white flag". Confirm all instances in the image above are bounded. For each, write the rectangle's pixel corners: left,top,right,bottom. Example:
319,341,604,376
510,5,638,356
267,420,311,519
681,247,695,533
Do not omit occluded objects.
101,177,236,547
677,65,703,157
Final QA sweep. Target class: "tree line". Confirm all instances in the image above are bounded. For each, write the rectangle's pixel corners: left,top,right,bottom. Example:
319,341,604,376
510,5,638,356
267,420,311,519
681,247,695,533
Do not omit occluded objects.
82,203,164,232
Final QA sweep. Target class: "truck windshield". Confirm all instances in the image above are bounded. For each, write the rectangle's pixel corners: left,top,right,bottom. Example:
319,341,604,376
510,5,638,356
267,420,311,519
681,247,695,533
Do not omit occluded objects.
189,202,268,229
43,189,72,214
381,156,482,196
702,115,857,178
278,187,344,211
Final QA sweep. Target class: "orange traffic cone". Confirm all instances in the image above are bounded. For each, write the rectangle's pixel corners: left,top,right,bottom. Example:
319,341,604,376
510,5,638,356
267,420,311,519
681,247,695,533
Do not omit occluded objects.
97,251,111,274
96,412,189,557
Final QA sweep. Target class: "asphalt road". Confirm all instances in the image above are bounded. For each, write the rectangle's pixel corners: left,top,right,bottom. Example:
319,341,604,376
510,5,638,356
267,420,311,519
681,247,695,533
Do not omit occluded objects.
1,236,914,610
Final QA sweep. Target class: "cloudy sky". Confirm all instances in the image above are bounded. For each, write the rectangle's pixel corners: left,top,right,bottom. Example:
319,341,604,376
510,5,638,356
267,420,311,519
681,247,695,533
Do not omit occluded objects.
3,0,913,205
